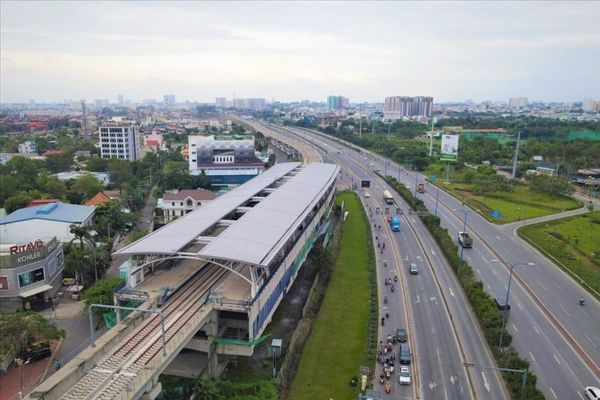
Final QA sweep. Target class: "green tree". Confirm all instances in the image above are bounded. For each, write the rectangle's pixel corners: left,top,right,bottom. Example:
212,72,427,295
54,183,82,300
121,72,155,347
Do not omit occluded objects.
81,278,124,318
86,157,109,172
4,192,33,213
527,175,574,198
193,379,224,400
196,169,210,189
71,174,104,200
108,159,134,192
0,312,64,358
94,202,125,238
69,224,93,250
160,161,192,189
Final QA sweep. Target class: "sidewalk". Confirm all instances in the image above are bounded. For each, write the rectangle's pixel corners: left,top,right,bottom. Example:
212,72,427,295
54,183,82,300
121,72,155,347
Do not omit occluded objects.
0,341,60,400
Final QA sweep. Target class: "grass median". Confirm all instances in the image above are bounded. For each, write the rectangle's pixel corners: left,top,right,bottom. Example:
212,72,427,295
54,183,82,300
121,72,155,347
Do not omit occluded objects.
289,192,373,400
518,211,600,297
436,182,581,223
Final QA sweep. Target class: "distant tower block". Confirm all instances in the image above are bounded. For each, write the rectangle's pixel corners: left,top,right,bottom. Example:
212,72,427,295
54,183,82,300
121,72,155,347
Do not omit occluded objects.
81,99,87,137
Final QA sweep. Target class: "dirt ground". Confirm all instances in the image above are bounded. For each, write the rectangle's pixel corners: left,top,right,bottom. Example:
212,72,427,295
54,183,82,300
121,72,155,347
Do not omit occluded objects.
222,252,321,380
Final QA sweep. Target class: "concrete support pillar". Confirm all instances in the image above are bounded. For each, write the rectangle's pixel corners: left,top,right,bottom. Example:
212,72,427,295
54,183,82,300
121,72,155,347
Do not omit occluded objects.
208,340,219,378
140,381,162,400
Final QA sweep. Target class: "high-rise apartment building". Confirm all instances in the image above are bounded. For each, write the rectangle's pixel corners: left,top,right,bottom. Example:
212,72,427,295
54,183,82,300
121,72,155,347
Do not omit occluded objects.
215,97,227,108
327,95,349,111
117,94,124,105
163,95,176,106
509,97,528,109
232,98,266,111
99,124,141,161
383,96,433,119
582,98,596,112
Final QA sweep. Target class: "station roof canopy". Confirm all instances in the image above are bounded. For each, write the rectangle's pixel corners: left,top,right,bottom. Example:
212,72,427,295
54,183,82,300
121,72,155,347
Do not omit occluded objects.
115,162,339,267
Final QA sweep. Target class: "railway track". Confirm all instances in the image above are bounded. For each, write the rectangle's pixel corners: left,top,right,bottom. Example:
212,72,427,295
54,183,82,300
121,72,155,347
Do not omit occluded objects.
60,261,235,400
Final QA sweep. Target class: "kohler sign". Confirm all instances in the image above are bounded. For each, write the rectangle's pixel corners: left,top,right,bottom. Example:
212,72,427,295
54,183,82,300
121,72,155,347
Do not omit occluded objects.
6,238,59,267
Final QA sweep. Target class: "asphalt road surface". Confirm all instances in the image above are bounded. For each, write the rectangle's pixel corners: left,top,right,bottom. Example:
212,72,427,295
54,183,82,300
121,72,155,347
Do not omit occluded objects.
283,125,600,399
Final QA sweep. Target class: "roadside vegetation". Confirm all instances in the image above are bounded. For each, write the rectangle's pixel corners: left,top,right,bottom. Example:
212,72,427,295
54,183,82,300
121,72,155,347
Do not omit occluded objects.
386,176,545,400
424,165,581,223
289,192,375,400
518,211,600,298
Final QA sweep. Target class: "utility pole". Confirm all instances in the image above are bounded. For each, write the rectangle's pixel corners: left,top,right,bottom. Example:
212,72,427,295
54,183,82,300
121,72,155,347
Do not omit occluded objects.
511,131,521,179
429,117,435,156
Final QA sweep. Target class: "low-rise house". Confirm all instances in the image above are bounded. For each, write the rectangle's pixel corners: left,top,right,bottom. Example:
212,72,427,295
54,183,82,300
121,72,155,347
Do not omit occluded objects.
160,189,217,222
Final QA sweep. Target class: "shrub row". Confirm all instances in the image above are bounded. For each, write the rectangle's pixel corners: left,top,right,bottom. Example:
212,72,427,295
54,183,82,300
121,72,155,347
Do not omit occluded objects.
386,176,545,400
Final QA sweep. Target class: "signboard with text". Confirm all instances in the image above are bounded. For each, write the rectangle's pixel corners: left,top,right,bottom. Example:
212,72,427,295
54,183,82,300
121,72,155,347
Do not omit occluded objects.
440,134,459,162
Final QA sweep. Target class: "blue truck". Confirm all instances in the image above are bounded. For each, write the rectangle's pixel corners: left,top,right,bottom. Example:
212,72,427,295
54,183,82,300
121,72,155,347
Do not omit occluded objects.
390,215,401,232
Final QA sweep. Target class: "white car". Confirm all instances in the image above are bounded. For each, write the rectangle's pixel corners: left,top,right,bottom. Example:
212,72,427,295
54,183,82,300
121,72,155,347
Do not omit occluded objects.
585,387,600,400
364,192,371,198
398,366,411,385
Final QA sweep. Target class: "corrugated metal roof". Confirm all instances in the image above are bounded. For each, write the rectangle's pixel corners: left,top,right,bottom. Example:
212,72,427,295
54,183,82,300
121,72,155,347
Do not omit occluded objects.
0,203,96,225
115,162,339,268
115,162,301,256
198,163,338,266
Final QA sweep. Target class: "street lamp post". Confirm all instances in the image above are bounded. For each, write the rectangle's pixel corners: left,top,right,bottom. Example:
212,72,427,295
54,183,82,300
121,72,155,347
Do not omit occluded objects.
464,362,529,388
498,261,535,349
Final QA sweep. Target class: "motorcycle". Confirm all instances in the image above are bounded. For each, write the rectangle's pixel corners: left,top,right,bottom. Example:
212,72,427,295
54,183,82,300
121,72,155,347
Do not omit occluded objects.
391,285,395,293
384,296,388,304
579,298,586,306
394,274,398,283
381,317,385,326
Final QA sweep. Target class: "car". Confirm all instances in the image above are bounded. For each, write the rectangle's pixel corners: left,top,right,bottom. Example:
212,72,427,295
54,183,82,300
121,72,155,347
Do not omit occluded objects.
585,387,600,400
396,328,408,342
364,192,371,198
20,346,51,363
399,344,411,364
409,263,418,275
398,366,411,385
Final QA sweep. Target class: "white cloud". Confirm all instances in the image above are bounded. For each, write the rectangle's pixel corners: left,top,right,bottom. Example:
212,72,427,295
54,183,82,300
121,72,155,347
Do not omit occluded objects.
1,1,599,102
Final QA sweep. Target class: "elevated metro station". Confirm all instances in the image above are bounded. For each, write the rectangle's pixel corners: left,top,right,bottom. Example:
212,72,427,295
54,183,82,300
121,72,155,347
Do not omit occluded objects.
30,162,339,400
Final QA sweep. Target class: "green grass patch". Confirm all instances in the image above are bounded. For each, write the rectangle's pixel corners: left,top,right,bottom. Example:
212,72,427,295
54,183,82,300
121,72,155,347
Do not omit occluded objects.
439,182,581,223
289,192,372,400
518,211,600,297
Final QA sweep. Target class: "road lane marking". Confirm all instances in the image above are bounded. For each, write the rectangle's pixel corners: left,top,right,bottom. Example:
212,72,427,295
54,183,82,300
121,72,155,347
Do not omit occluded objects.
538,282,547,290
495,236,501,241
553,353,561,364
416,295,420,303
491,269,498,276
512,323,518,332
533,325,540,335
449,287,455,297
517,303,524,311
481,256,487,262
486,283,491,290
578,391,585,399
431,248,436,256
559,304,569,315
550,387,558,399
529,352,536,363
477,268,481,274
584,333,597,348
553,282,564,292
481,371,490,392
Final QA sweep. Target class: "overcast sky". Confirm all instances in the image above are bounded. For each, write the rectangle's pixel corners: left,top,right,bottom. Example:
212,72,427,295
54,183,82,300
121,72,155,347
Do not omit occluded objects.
1,1,599,104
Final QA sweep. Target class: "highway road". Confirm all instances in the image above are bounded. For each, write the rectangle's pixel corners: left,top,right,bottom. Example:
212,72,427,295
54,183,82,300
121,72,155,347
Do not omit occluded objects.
283,124,600,399
267,123,507,399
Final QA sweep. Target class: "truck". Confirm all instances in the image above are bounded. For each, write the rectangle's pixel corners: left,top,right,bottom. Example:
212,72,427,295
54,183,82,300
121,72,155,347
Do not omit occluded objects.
458,231,473,248
383,190,394,205
390,215,401,232
417,183,425,193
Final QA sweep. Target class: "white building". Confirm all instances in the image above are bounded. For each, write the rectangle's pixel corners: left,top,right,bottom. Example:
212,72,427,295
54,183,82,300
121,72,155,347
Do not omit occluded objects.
215,97,227,108
99,124,141,161
509,97,528,109
160,189,217,222
18,141,38,155
0,202,95,244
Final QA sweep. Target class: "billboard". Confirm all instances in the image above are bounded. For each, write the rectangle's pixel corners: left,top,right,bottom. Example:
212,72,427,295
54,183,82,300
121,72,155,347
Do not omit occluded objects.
440,134,459,161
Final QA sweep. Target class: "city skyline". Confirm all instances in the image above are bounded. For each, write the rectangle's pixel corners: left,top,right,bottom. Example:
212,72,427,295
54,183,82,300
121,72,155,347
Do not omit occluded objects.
1,1,599,103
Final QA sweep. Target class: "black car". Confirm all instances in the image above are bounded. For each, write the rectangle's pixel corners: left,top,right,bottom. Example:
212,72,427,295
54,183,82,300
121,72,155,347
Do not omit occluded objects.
397,328,408,343
399,344,411,365
20,346,51,363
